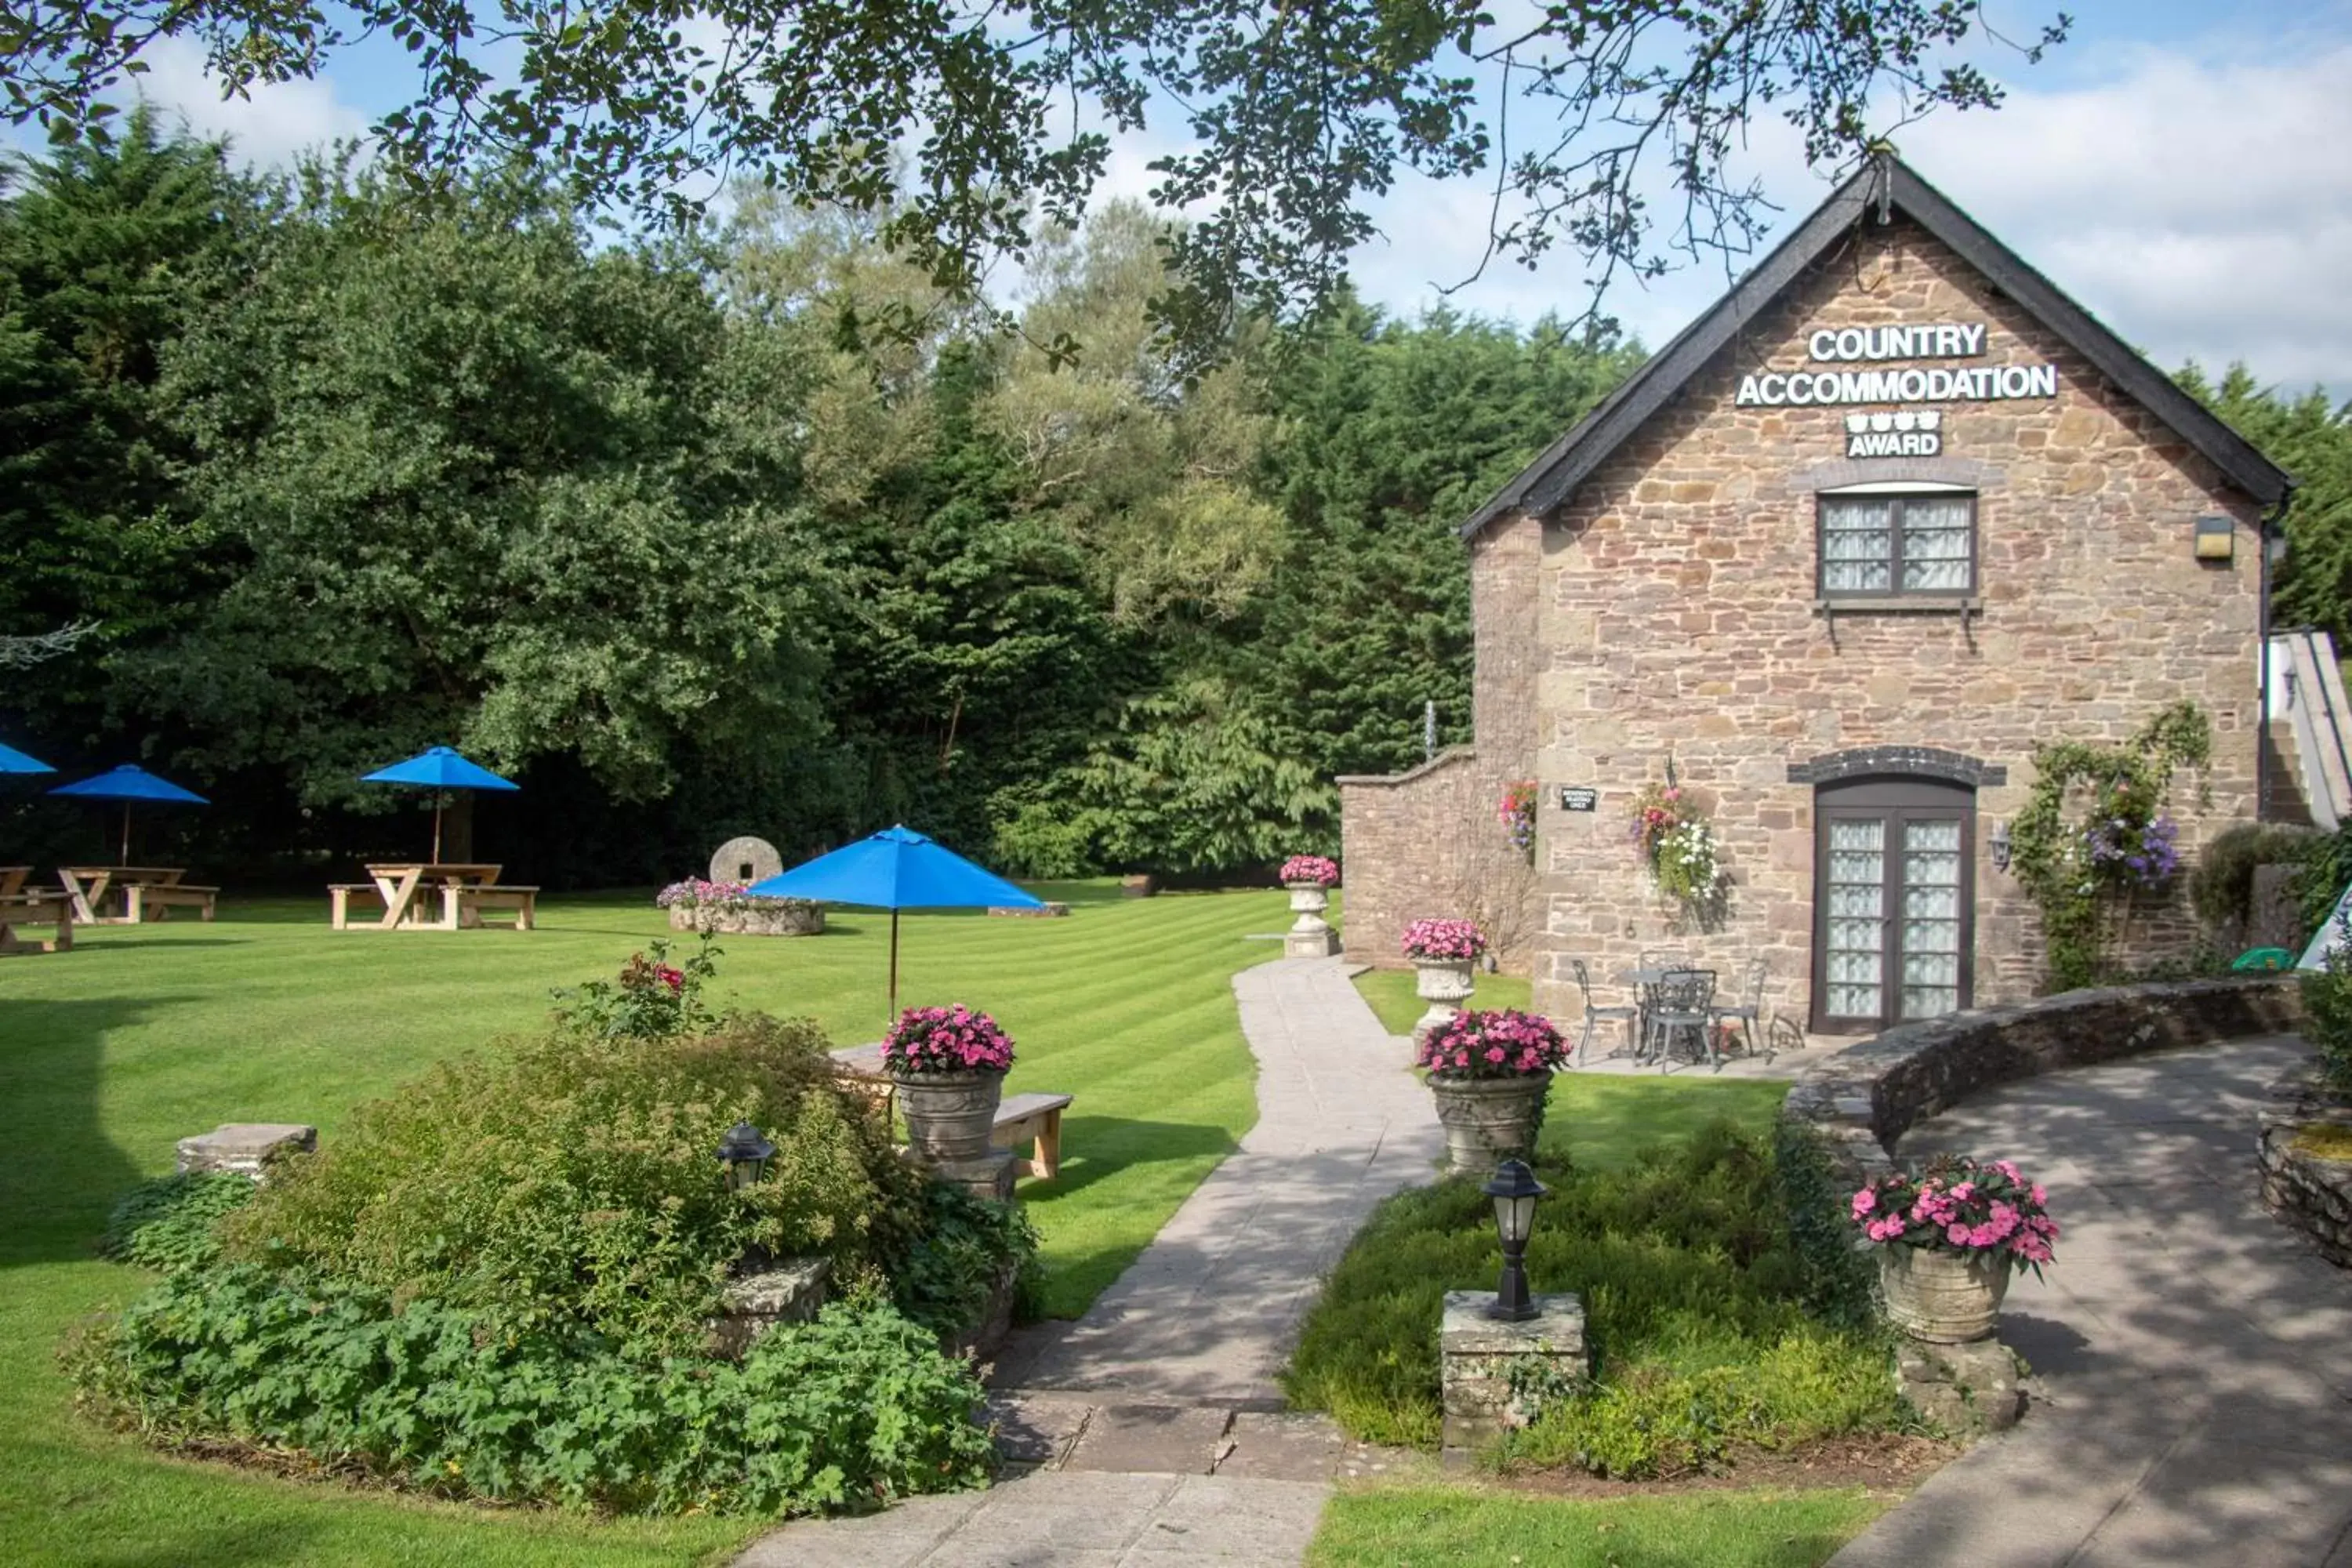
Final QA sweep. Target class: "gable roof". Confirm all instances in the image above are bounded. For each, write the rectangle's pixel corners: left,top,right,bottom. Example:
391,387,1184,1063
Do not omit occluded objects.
1460,156,2295,538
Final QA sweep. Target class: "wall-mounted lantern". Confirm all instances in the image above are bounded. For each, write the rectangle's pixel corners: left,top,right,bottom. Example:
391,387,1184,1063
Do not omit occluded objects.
2194,516,2234,562
1989,821,2013,874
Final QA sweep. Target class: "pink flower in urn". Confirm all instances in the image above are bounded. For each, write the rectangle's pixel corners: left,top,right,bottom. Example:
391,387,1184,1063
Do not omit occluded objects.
1851,1189,1877,1218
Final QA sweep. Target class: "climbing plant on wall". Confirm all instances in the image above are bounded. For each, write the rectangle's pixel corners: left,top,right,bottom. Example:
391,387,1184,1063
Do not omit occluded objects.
2007,701,2212,993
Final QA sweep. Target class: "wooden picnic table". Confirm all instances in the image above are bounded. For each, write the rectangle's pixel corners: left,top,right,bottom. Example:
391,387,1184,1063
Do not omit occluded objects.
0,880,73,954
346,862,504,931
60,865,190,924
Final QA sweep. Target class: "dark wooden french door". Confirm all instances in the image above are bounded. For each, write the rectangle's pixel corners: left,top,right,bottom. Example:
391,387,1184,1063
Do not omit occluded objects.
1812,778,1976,1033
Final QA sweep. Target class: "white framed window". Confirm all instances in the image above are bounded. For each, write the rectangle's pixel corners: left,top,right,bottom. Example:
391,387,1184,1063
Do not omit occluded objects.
1817,485,1976,598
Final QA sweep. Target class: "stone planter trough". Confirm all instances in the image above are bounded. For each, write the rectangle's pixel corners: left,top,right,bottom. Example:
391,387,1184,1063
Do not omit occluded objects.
667,901,826,937
1877,1244,2010,1343
1428,1073,1550,1174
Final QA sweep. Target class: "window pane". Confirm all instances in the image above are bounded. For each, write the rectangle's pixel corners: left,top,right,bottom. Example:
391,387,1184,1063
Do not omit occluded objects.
1821,498,1893,593
1900,497,1973,592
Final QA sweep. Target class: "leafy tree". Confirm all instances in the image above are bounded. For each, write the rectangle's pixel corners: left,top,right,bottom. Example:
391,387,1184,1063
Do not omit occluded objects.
7,0,2067,357
119,162,834,811
0,107,253,739
2177,361,2352,646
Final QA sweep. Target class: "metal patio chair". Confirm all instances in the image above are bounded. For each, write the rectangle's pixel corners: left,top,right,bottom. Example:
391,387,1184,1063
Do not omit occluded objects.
1570,957,1642,1065
1649,968,1719,1071
1708,956,1769,1060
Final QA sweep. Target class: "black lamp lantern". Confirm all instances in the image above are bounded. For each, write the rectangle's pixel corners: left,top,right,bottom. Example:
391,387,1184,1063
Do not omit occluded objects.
717,1120,776,1191
1482,1158,1548,1322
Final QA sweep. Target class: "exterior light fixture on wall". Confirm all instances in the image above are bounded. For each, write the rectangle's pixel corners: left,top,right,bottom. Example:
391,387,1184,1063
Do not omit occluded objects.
2194,516,2234,562
2267,528,2290,566
1989,821,2013,873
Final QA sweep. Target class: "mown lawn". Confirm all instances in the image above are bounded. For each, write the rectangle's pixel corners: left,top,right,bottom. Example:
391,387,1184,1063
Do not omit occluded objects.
1309,1484,1893,1567
0,884,1283,1566
1351,965,1534,1036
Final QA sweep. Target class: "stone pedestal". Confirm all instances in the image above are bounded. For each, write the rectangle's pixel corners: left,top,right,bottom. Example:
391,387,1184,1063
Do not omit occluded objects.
935,1148,1019,1203
1284,884,1340,958
1412,960,1475,1041
707,1256,831,1358
176,1123,316,1180
1896,1334,2025,1436
1439,1289,1588,1463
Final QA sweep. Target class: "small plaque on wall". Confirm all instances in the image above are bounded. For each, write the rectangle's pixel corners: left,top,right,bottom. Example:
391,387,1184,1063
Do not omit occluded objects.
1558,786,1599,812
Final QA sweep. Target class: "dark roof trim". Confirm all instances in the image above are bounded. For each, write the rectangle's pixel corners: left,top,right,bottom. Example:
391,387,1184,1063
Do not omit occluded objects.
1461,158,2295,539
1787,746,2007,789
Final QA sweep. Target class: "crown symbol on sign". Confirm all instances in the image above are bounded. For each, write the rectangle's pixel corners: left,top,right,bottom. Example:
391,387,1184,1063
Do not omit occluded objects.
1918,410,1943,430
1845,413,1869,434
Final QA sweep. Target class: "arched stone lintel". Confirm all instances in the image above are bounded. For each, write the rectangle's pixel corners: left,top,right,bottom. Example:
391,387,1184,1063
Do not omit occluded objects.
1786,746,2008,789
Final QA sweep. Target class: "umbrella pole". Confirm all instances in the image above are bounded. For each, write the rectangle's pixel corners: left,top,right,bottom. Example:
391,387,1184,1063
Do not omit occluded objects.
432,793,444,864
888,907,901,1022
120,803,131,866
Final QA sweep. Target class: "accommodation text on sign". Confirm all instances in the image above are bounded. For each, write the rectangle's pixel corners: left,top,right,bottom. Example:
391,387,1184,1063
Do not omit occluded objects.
1733,320,2058,408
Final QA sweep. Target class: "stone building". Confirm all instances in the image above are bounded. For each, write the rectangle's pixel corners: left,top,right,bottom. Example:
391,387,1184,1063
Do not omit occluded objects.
1340,157,2297,1034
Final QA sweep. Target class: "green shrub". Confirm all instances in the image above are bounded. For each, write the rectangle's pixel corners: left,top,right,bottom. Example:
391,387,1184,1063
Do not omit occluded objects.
101,1172,256,1274
2188,822,2321,936
222,1012,924,1356
2302,911,2352,1098
886,1181,1043,1341
1281,1120,1897,1472
73,1265,993,1516
1770,1117,1878,1330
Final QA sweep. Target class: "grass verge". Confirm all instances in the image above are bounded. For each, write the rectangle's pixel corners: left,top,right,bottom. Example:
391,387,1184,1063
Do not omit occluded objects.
1282,1080,1900,1473
0,885,1279,1566
1308,1484,1893,1568
1352,967,1534,1036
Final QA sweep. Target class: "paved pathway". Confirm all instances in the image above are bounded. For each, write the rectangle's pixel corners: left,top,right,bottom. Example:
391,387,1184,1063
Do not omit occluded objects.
1833,1036,2352,1568
737,956,1443,1567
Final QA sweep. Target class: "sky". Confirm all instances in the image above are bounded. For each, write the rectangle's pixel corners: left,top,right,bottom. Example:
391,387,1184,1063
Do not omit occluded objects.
75,0,2352,400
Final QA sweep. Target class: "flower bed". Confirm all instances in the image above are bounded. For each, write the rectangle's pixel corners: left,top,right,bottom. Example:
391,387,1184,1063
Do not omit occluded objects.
1279,854,1340,887
884,1004,1017,1075
1403,917,1487,964
656,879,824,936
1417,1008,1568,1080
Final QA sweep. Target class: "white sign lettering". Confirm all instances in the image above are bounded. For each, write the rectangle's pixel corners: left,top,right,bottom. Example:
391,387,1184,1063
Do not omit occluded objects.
1736,361,2056,408
1806,323,1986,361
1844,409,1940,459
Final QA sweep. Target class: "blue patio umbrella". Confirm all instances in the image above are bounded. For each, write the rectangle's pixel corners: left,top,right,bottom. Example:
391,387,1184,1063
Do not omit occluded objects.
0,740,53,775
49,764,209,865
748,824,1044,1017
360,746,520,862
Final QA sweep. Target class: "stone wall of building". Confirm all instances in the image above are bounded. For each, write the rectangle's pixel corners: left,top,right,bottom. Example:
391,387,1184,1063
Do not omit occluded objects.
1338,514,1549,973
1505,216,2265,1028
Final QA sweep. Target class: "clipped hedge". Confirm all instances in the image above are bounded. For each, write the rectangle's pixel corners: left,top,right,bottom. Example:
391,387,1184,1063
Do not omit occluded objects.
74,1267,992,1517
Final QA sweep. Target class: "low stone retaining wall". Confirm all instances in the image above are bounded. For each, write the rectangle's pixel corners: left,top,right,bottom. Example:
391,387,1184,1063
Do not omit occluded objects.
666,902,825,936
2258,1061,2352,1269
1782,975,2306,1181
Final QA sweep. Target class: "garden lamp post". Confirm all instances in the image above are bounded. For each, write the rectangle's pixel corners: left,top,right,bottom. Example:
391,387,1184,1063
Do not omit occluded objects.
1483,1159,1548,1322
717,1121,776,1192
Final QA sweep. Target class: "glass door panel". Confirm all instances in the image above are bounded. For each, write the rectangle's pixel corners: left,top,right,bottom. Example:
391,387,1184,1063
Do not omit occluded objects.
1900,819,1964,1019
1823,819,1886,1020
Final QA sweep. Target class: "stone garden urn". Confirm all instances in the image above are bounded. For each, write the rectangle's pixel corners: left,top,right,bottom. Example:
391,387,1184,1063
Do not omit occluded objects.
892,1069,1007,1165
1413,958,1476,1040
1877,1247,2011,1343
1284,883,1340,958
1428,1073,1551,1174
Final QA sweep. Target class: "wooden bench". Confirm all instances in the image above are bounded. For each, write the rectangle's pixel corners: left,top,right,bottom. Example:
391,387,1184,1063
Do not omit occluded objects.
328,883,387,929
990,1092,1073,1181
0,892,74,955
451,884,539,930
124,883,219,922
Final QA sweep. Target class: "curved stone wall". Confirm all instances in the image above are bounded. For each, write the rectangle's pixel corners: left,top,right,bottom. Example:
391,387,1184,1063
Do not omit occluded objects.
1781,975,2306,1180
2258,1061,2352,1269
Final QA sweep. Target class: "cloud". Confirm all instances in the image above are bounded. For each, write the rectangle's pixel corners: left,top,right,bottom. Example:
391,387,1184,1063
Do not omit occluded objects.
1344,35,2352,397
132,36,370,169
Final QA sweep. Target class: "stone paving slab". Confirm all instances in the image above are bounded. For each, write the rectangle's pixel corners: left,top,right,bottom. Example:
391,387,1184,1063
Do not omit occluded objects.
1832,1036,2352,1568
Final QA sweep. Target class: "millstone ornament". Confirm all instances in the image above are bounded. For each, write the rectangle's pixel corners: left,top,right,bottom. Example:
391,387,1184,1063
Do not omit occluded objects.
708,836,784,886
